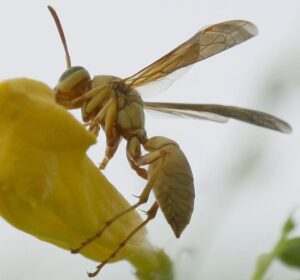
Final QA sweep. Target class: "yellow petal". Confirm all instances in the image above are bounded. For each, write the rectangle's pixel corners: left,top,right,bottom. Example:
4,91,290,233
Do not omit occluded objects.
0,78,173,278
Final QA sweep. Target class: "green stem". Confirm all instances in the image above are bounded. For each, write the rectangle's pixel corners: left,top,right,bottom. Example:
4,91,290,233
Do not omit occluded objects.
251,236,285,280
128,247,174,280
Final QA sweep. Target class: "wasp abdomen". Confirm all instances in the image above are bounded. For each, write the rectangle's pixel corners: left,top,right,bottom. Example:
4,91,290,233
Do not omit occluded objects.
148,142,195,238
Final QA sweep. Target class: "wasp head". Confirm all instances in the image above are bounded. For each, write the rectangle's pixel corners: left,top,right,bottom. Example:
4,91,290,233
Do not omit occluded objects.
54,66,91,108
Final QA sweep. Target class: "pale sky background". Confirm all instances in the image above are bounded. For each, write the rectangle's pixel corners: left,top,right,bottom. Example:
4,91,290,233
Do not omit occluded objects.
0,1,299,280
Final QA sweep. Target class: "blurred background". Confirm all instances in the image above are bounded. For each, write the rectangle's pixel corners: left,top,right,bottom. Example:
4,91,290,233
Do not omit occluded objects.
0,0,299,279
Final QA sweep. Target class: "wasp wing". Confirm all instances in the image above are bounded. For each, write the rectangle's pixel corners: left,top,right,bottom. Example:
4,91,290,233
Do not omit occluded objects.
133,67,191,98
144,102,292,133
123,20,258,91
145,103,229,123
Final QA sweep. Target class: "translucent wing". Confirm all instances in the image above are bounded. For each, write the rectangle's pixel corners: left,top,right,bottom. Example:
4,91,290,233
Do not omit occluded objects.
135,67,190,98
123,20,258,90
144,102,292,133
145,104,229,123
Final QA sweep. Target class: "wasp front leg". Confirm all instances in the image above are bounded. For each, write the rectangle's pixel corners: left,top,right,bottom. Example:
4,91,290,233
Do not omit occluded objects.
85,97,114,135
100,128,122,169
81,87,113,135
86,96,121,169
99,97,122,169
56,83,109,109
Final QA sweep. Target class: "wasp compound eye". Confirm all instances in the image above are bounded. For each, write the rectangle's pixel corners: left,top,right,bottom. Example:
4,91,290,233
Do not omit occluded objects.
55,66,91,108
57,66,90,92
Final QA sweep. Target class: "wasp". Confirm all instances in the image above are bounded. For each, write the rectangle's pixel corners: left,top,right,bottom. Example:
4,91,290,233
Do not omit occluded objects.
48,6,291,277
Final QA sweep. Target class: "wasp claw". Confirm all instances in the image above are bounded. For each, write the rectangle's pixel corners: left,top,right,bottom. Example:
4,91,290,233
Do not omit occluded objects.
87,270,99,278
70,248,79,254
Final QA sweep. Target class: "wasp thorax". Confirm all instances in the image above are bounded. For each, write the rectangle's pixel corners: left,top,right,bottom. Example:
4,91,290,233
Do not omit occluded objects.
55,66,91,108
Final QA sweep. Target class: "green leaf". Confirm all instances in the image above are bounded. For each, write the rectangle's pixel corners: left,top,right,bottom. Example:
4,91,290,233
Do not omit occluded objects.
282,217,296,236
251,214,297,280
279,237,300,269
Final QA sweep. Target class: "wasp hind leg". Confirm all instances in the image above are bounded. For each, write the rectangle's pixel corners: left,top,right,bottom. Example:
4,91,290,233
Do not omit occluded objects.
71,159,164,254
87,202,159,278
126,136,148,179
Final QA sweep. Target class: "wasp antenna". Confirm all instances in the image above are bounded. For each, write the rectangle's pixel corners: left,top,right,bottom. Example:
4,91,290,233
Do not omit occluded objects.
48,5,72,68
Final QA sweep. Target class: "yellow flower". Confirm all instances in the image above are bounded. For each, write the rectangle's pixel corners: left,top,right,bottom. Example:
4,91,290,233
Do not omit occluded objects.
0,78,173,279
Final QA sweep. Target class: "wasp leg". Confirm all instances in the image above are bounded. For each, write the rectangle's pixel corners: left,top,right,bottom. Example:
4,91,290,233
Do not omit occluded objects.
99,98,118,169
99,129,121,169
72,86,106,105
127,157,148,179
88,121,101,136
60,85,107,108
85,86,111,114
87,98,114,137
87,202,159,278
135,148,165,167
126,137,148,179
71,160,164,254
